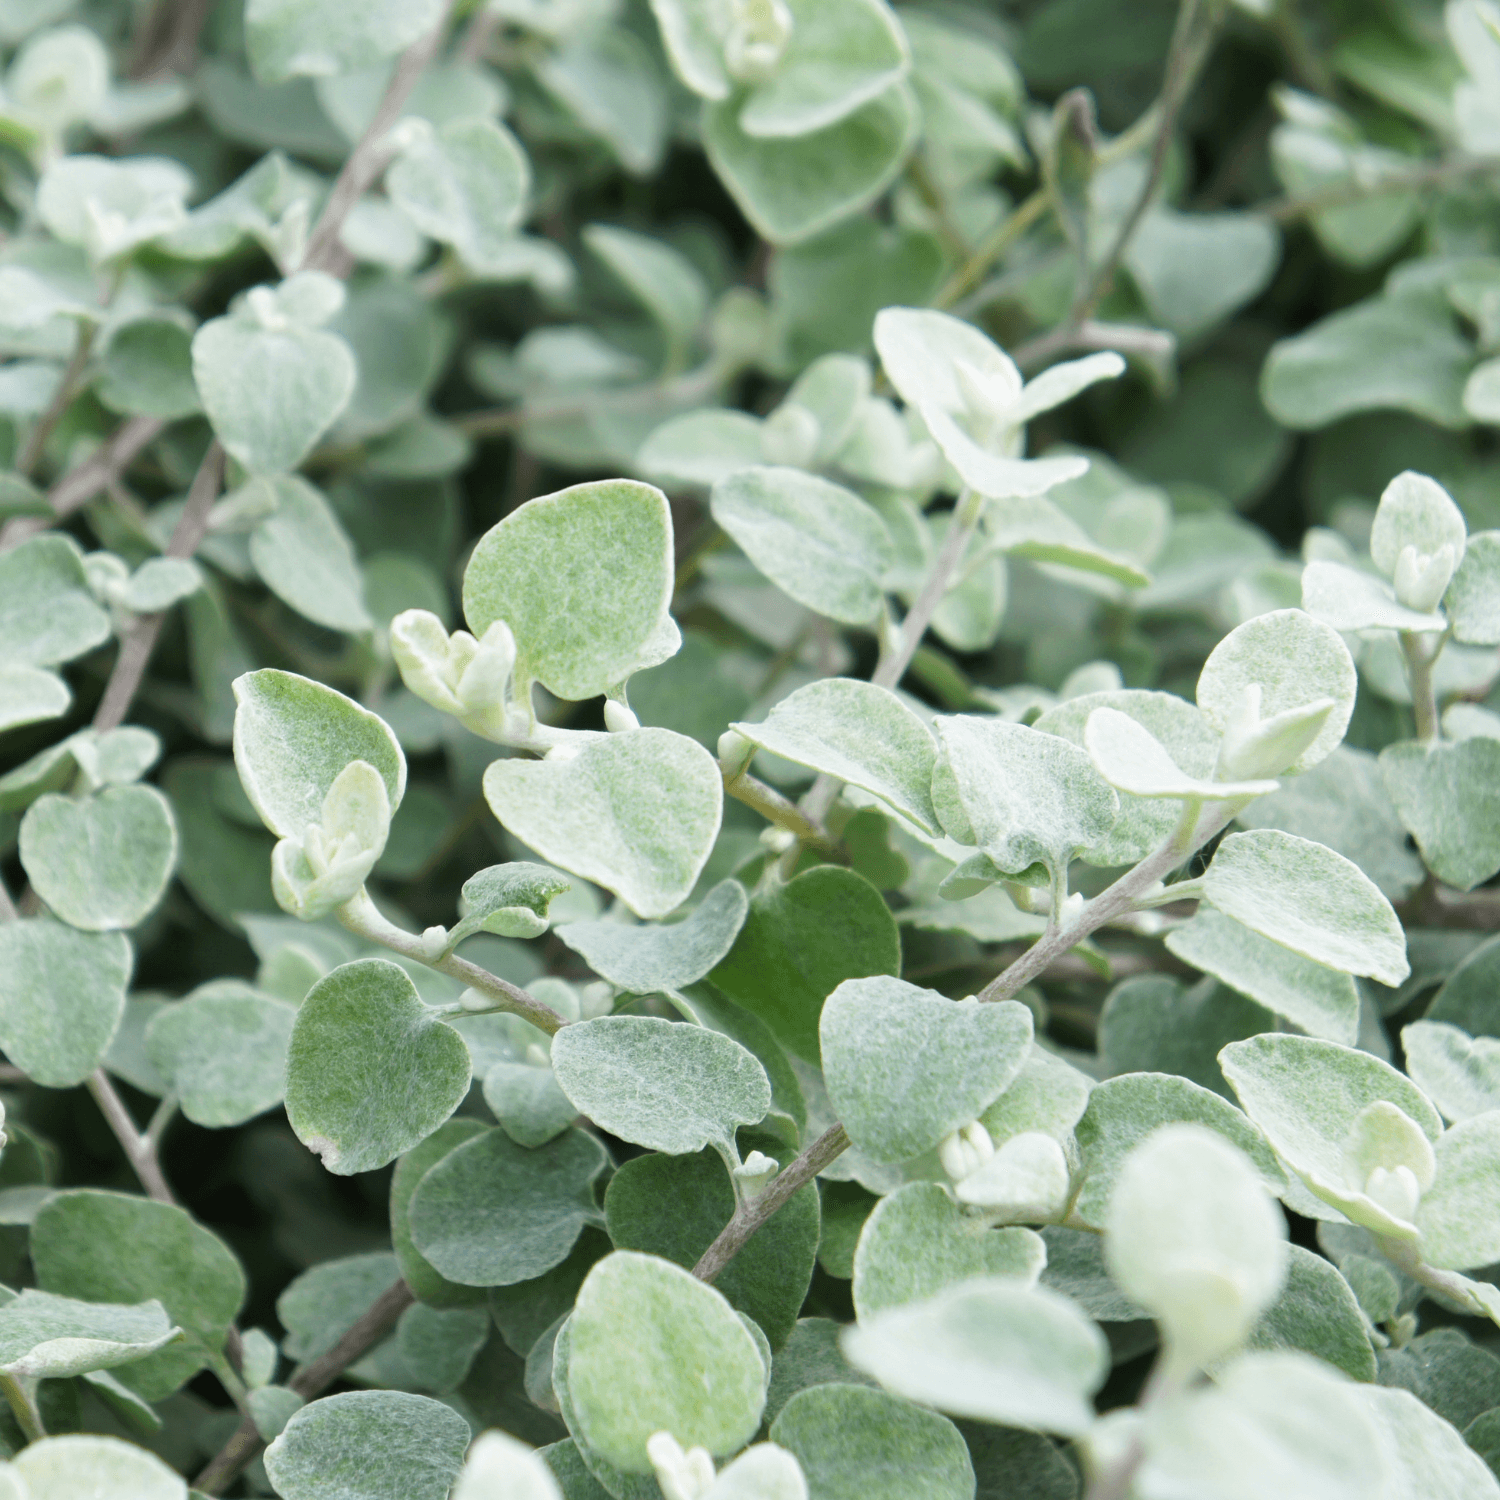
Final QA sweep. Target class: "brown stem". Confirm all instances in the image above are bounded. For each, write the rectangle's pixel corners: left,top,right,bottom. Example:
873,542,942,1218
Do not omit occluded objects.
86,1070,176,1206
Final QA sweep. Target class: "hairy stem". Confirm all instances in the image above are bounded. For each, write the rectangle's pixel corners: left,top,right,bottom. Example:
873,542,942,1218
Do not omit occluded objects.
337,890,569,1034
1400,631,1441,743
1379,1235,1500,1330
86,1069,176,1206
722,770,842,860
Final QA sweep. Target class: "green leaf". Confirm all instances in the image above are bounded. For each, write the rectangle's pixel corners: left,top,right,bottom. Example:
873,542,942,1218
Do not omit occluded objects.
1381,738,1500,892
0,666,70,735
1200,830,1409,986
247,476,372,633
565,1251,768,1472
637,409,769,487
551,1015,771,1158
278,1254,399,1362
730,679,940,834
710,466,894,625
980,1045,1093,1143
7,1434,190,1499
769,1384,974,1500
1400,1020,1500,1122
843,1279,1108,1437
0,920,130,1087
1429,934,1500,1038
284,958,471,1175
1415,1112,1500,1270
534,25,669,176
1301,559,1447,634
483,1062,579,1148
143,983,296,1127
1246,1243,1377,1382
850,1182,1045,1319
557,879,747,993
463,478,675,702
1083,706,1279,802
31,1190,246,1400
263,1390,470,1500
711,866,900,1064
604,1149,819,1348
704,82,919,246
1370,470,1469,577
408,1126,607,1286
449,862,572,949
0,535,110,668
20,786,177,932
245,0,447,84
1376,1325,1500,1432
483,730,721,920
1446,531,1500,645
821,976,1033,1163
96,316,201,419
583,225,708,350
932,716,1119,884
389,1119,489,1309
0,1290,178,1380
1356,1383,1500,1500
1165,908,1361,1045
1123,207,1280,339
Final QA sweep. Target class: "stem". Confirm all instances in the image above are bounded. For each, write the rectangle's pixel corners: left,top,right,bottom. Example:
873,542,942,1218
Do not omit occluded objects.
14,323,99,480
146,1094,179,1150
1400,631,1441,743
694,1125,850,1283
935,189,1049,309
194,1280,416,1494
722,771,842,860
299,6,455,274
86,1070,175,1206
1258,156,1500,224
92,441,226,734
1378,1235,1500,1328
0,876,17,924
337,890,568,1035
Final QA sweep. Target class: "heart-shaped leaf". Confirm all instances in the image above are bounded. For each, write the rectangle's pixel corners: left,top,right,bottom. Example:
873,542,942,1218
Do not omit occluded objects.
1399,1020,1500,1123
7,1434,190,1499
481,1062,578,1148
284,959,471,1175
20,785,177,931
0,535,110,670
820,976,1033,1163
388,1120,488,1310
1380,737,1500,892
449,862,572,949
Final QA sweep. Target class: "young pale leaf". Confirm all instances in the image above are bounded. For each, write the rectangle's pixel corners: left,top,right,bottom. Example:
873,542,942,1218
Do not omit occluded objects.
453,1432,564,1500
730,679,940,834
1301,560,1447,634
245,0,447,84
0,1290,178,1380
1380,738,1500,892
9,1435,188,1500
932,716,1119,883
144,984,296,1128
1200,830,1409,986
638,408,769,486
0,535,111,669
247,476,372,633
981,1044,1093,1142
850,1181,1044,1319
1083,706,1278,801
770,1384,973,1500
1400,1021,1500,1122
1357,1384,1500,1500
0,920,130,1087
820,976,1033,1163
843,1279,1108,1436
20,786,177,931
450,862,572,949
550,1015,771,1158
263,1390,470,1500
710,865,901,1064
1414,1112,1500,1270
284,958,471,1175
408,1126,607,1287
1108,1125,1288,1381
1165,908,1360,1045
278,1254,400,1363
557,879,747,993
566,1251,767,1471
1445,531,1500,644
0,665,70,734
233,669,406,839
710,466,894,625
462,478,674,702
483,730,721,920
1369,471,1468,577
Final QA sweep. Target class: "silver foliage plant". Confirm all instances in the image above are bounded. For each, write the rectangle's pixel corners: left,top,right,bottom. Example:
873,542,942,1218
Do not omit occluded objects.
1,0,1500,1496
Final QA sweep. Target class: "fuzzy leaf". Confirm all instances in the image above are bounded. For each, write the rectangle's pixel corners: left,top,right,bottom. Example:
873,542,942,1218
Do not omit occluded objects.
0,535,111,669
248,476,372,633
451,862,572,948
0,666,70,734
1301,560,1446,634
1415,1112,1500,1270
245,0,446,84
0,1290,178,1380
1400,1021,1500,1123
7,1435,189,1499
1445,531,1500,645
1380,738,1500,892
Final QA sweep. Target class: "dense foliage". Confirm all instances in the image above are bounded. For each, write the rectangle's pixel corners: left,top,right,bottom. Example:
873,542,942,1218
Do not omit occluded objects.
3,0,1500,1495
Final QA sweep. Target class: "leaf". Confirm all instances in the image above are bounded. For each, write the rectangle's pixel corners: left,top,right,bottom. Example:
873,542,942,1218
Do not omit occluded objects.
125,557,202,613
604,1149,819,1349
143,983,296,1127
1073,1071,1287,1229
932,716,1119,883
20,786,177,932
704,82,919,246
0,535,110,669
463,478,675,701
534,25,668,176
389,1120,489,1309
408,1126,607,1286
1083,707,1277,801
1124,207,1280,338
247,476,372,633
556,880,747,993
245,0,447,84
1355,1383,1500,1500
843,1279,1108,1437
31,1190,246,1400
551,1015,770,1158
1200,830,1408,986
637,409,768,486
483,730,721,920
583,225,708,349
1246,1243,1377,1382
1260,294,1472,430
565,1251,768,1472
96,317,201,419
850,1182,1045,1319
0,920,130,1087
710,466,894,625
1415,1112,1500,1270
484,1062,582,1148
730,679,940,834
284,958,471,1175
1370,470,1469,577
0,1290,178,1380
820,976,1033,1163
1380,738,1500,892
1429,935,1500,1038
769,1384,974,1500
1165,908,1361,1045
278,1254,400,1362
0,666,70,734
454,1431,566,1500
445,862,572,949
263,1391,470,1500
1400,1021,1500,1122
1301,559,1447,634
1446,531,1500,645
7,1434,189,1500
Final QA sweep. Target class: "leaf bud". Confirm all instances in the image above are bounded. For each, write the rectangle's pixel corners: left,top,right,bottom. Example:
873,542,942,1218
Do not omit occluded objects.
1391,542,1457,614
647,1432,717,1500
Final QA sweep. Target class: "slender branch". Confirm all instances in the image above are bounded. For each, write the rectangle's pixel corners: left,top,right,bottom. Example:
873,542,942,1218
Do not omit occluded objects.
93,440,225,734
694,1125,850,1283
721,770,842,859
194,1280,417,1494
905,156,972,263
14,324,100,480
1257,156,1500,224
338,890,569,1035
86,1070,175,1206
1012,318,1174,373
1400,631,1441,743
299,6,455,274
935,189,1049,310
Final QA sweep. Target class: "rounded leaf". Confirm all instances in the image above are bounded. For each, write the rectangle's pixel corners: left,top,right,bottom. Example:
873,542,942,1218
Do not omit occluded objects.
11,1434,186,1499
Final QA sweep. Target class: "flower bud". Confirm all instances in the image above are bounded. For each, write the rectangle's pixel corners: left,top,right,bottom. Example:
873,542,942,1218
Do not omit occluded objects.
938,1120,995,1182
733,1150,780,1200
604,699,641,733
717,729,754,778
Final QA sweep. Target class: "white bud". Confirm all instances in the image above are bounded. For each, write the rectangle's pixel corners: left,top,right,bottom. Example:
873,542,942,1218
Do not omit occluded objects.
733,1151,780,1200
545,743,582,762
759,826,796,854
604,699,641,733
1338,1100,1435,1234
246,285,288,332
459,987,493,1011
1214,683,1335,782
938,1120,995,1182
723,0,792,82
451,1429,562,1500
717,729,754,778
1391,542,1457,614
954,1131,1072,1222
1363,1165,1422,1226
525,1042,551,1067
419,925,448,960
647,1432,716,1500
390,609,468,716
